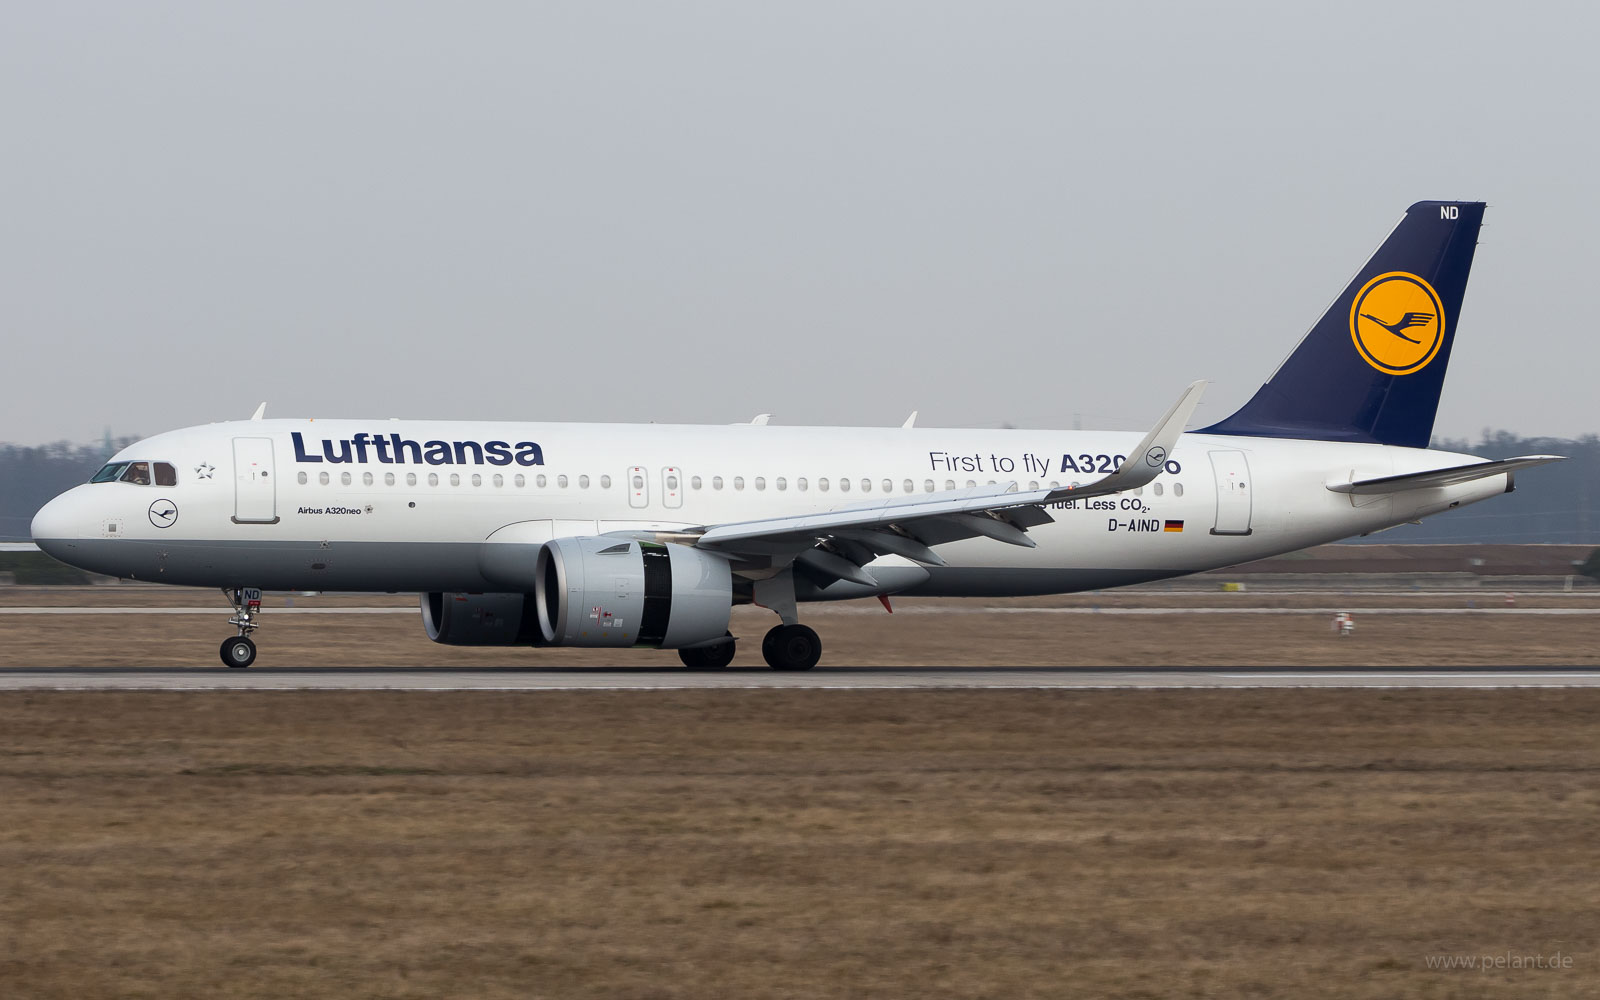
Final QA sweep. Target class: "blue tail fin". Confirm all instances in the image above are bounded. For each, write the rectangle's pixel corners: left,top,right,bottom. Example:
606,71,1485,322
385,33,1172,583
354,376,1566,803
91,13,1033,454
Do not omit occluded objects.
1202,201,1484,449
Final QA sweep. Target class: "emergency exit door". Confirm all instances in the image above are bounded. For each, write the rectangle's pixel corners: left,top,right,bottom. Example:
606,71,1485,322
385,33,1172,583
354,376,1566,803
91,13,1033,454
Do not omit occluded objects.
232,437,278,524
1208,450,1252,536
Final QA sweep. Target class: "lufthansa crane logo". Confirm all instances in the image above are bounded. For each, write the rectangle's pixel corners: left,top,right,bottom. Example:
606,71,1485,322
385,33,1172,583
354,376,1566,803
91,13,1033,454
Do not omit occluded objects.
1349,271,1445,375
148,499,178,529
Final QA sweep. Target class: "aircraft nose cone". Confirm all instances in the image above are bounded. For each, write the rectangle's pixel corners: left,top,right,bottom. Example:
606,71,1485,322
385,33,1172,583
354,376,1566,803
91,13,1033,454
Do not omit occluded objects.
31,491,81,560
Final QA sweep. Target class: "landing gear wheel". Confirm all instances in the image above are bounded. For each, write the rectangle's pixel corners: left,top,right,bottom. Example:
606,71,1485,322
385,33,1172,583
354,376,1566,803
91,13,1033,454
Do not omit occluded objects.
679,634,737,669
220,635,257,669
762,624,821,670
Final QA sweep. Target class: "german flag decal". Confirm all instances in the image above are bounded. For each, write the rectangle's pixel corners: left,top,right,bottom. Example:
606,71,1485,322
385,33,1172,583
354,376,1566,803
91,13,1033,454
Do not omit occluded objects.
1163,520,1184,533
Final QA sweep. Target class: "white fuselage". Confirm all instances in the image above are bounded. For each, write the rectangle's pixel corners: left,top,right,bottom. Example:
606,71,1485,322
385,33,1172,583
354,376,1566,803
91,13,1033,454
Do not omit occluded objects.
31,418,1507,597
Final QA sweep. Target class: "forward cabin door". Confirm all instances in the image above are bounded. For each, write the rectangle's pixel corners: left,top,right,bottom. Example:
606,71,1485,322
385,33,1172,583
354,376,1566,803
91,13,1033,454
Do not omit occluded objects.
628,467,649,509
661,467,683,508
232,437,279,524
1208,450,1253,536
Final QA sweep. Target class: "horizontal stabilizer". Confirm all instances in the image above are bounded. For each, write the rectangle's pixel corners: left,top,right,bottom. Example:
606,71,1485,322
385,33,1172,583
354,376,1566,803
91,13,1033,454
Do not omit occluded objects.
1326,455,1564,495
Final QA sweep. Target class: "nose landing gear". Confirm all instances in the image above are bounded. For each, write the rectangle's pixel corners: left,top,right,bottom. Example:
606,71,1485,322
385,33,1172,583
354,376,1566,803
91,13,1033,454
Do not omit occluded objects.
220,587,262,668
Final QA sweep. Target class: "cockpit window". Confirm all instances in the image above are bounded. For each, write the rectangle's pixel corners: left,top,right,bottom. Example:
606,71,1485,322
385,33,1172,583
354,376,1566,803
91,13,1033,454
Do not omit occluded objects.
89,461,179,486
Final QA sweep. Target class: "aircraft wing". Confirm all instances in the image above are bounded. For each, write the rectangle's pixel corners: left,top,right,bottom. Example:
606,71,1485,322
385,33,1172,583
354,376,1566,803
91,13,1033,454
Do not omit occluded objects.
688,381,1206,582
1325,455,1564,495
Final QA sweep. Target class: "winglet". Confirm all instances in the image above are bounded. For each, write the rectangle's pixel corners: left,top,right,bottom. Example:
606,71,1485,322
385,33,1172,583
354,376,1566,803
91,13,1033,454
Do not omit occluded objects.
1045,380,1206,500
750,413,771,426
250,402,267,421
901,411,918,429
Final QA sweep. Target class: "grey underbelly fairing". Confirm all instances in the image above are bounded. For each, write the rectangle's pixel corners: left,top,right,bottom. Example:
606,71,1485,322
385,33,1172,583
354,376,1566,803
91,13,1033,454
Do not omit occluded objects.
33,537,494,592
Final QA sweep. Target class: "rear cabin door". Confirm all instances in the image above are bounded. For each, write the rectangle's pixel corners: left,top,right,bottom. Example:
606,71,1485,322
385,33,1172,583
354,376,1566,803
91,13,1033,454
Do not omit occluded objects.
232,437,279,524
1208,450,1252,536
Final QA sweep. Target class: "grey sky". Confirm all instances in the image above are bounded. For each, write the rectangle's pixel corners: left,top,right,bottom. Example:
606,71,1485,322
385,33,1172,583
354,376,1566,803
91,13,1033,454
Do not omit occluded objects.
4,1,1595,446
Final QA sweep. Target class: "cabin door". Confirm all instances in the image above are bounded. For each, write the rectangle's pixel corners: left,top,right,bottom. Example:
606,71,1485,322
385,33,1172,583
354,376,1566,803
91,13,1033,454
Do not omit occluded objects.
1208,450,1253,536
232,437,279,524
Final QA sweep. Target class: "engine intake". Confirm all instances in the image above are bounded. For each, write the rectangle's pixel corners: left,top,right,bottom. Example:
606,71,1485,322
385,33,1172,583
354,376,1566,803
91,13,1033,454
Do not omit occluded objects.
535,537,731,648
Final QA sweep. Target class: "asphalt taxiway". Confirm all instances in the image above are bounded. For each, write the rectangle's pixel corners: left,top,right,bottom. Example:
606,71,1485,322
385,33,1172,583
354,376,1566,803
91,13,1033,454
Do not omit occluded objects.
3,667,1600,690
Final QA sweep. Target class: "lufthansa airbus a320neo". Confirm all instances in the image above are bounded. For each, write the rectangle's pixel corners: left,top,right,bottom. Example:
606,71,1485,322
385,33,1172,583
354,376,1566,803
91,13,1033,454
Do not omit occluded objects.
32,202,1560,669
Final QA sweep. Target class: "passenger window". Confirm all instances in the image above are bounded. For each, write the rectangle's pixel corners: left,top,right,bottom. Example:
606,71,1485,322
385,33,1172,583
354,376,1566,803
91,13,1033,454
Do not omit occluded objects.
428,473,440,487
600,475,612,489
319,471,330,486
903,479,914,493
962,480,972,489
472,474,482,487
819,478,830,492
797,478,808,492
363,472,374,486
408,473,418,486
557,475,568,488
1134,487,1143,496
882,479,892,493
861,479,871,493
837,478,849,492
1154,483,1164,496
691,476,702,490
1050,481,1060,489
754,477,765,491
513,474,524,488
450,473,461,487
923,480,934,492
1174,483,1184,497
665,473,678,491
154,463,178,487
733,477,745,491
578,475,589,489
385,472,396,486
493,474,504,487
297,471,308,485
536,474,547,488
713,476,723,490
1029,481,1039,491
632,474,644,490
121,462,152,486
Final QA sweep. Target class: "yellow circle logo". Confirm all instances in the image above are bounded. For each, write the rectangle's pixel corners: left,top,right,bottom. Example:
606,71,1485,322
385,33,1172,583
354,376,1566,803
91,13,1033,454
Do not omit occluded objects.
1348,272,1444,375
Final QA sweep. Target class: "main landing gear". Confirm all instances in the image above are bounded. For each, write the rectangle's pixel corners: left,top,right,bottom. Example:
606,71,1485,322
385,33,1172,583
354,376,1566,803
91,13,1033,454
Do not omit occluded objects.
678,633,737,669
220,587,262,668
761,624,822,670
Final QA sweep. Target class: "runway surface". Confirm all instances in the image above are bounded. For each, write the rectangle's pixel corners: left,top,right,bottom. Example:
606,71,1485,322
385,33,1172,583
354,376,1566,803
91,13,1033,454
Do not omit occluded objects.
5,667,1600,690
4,606,1598,616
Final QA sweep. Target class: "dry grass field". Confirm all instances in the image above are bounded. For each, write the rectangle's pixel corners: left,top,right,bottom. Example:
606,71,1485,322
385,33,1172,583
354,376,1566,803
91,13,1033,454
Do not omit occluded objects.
2,585,1599,667
2,689,1598,999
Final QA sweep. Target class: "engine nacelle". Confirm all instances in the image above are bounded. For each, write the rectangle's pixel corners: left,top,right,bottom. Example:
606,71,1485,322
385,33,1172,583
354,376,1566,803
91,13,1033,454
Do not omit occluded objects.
534,537,732,648
421,591,539,645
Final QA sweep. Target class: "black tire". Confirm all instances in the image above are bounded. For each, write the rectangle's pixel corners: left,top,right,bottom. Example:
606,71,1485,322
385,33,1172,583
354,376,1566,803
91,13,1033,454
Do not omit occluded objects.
220,636,257,669
679,634,736,669
762,624,821,670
